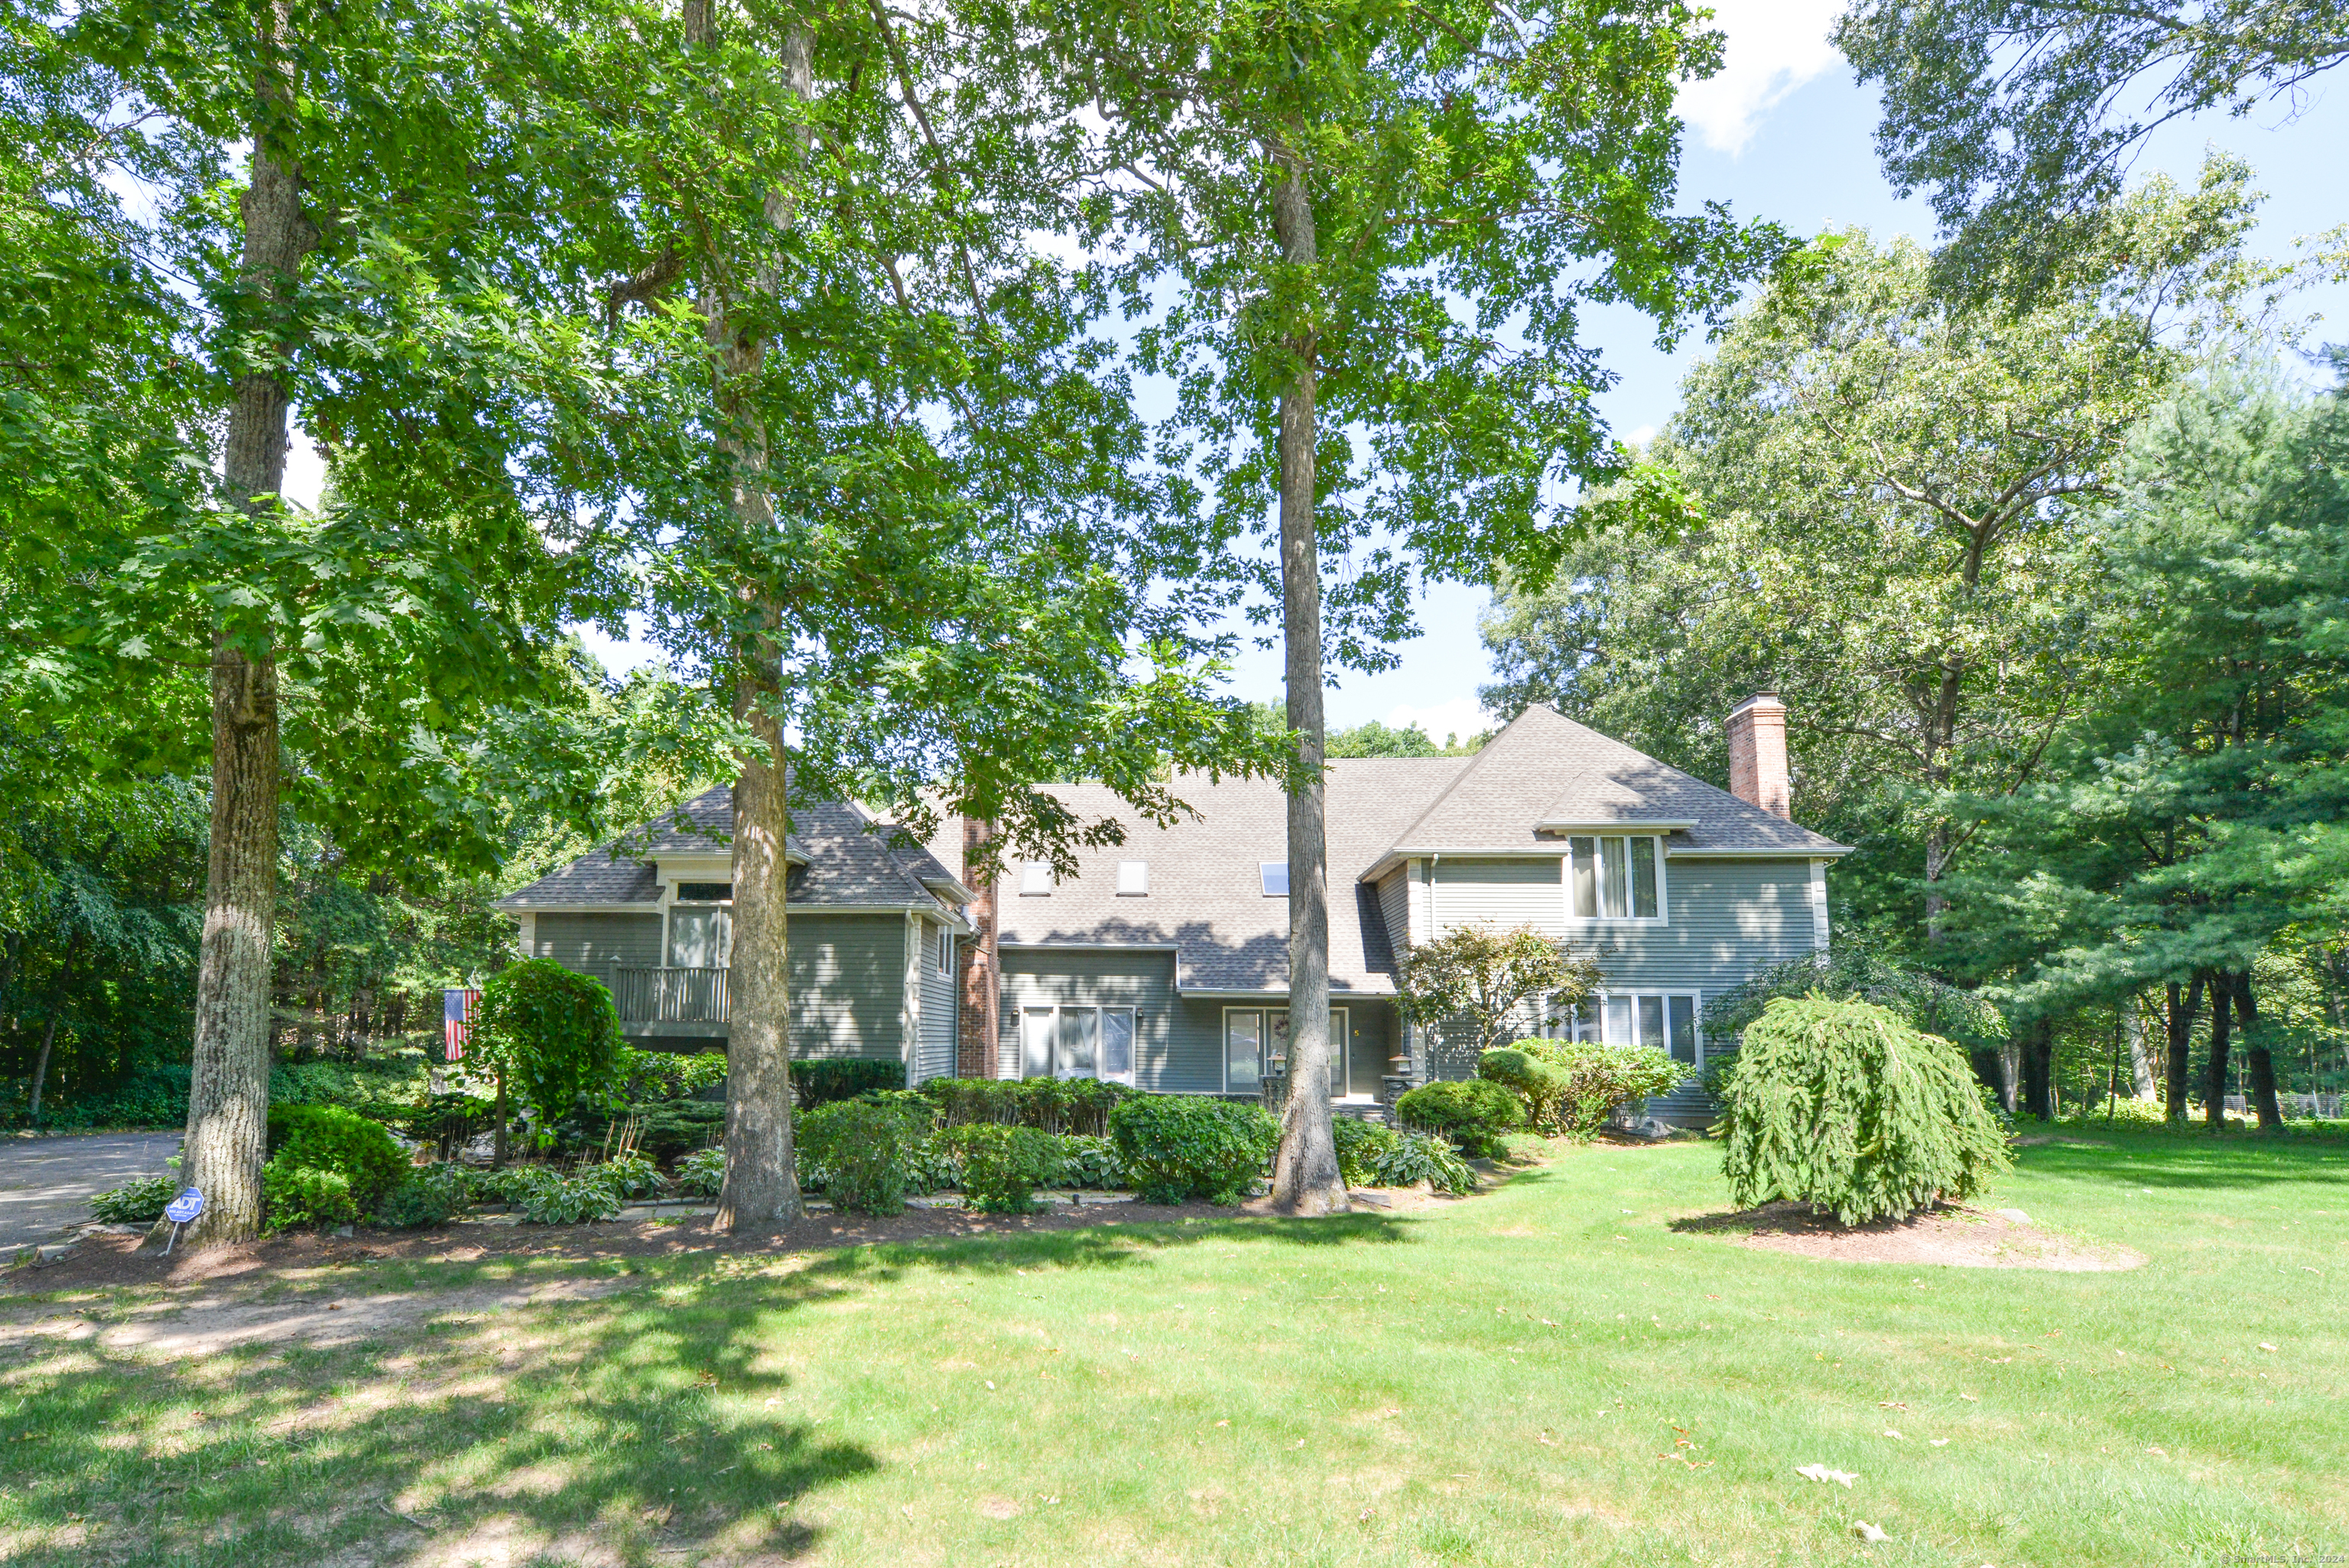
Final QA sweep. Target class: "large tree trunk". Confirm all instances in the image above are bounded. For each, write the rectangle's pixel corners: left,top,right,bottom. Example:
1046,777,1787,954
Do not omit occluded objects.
1265,154,1345,1216
957,816,1000,1079
2203,972,2232,1131
2164,976,2201,1122
183,8,314,1242
700,0,811,1233
718,696,801,1230
2235,971,2283,1134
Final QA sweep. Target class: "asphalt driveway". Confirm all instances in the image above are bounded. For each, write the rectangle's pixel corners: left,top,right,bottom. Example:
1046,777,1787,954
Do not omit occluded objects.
0,1132,183,1249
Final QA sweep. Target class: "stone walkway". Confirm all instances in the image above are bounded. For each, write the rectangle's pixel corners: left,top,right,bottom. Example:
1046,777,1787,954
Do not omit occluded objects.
0,1131,182,1250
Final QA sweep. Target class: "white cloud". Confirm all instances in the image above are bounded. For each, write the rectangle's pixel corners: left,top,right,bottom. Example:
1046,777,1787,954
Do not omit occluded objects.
1382,696,1493,748
1627,424,1658,448
1676,0,1845,156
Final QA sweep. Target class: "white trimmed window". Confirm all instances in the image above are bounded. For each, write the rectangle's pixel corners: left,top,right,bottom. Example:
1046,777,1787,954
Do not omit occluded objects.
1116,859,1149,895
1553,992,1703,1066
1019,1006,1136,1083
1020,861,1053,895
1259,861,1289,897
1564,835,1665,920
936,923,951,975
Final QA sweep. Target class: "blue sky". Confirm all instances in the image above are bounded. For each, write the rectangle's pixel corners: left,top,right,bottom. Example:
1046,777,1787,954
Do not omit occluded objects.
294,5,2342,741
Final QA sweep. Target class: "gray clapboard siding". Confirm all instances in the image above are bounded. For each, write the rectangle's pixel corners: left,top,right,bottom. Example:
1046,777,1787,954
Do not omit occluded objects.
1430,855,1563,935
999,948,1180,1086
1376,868,1409,958
532,914,664,995
788,914,906,1061
915,920,958,1083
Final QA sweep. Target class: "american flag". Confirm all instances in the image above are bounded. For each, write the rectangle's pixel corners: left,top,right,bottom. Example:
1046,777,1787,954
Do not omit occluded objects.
443,988,479,1061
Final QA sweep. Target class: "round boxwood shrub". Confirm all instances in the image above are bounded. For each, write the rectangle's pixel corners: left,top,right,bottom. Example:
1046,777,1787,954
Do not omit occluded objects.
1717,994,2012,1225
798,1098,934,1216
940,1123,1067,1213
1394,1078,1524,1157
264,1103,411,1229
1107,1096,1278,1206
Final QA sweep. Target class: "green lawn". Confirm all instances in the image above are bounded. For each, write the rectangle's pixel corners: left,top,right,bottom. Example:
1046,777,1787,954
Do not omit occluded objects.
3,1129,2344,1566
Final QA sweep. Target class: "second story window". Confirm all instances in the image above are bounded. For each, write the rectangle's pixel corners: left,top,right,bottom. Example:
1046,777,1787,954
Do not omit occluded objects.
1259,861,1288,898
1020,861,1053,895
1567,836,1662,920
937,923,951,975
1116,859,1149,895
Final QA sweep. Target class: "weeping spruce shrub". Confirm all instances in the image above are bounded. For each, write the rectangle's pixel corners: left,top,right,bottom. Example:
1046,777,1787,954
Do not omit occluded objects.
1718,995,2011,1225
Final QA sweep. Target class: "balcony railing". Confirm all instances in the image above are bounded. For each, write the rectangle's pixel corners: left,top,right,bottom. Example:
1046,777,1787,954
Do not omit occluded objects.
612,966,729,1024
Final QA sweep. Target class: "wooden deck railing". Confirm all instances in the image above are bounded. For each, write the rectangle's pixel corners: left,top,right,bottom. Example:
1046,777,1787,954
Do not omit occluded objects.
611,966,729,1024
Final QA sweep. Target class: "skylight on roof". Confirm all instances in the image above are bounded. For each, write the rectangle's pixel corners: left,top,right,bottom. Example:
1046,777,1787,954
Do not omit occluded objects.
1259,861,1288,898
1116,860,1149,895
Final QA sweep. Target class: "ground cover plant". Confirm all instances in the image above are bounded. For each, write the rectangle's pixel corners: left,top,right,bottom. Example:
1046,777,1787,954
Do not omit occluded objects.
2,1128,2339,1566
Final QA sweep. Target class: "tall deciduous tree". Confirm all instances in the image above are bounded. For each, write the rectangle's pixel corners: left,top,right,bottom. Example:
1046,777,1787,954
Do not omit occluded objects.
545,0,1285,1228
7,0,642,1237
1051,0,1777,1212
1836,0,2349,294
1481,168,2295,959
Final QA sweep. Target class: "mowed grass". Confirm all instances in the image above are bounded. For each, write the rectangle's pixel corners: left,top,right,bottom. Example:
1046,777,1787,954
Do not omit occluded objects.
2,1130,2344,1567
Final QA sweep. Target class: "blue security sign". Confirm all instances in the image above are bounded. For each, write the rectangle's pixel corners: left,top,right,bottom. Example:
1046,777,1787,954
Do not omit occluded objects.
164,1188,204,1225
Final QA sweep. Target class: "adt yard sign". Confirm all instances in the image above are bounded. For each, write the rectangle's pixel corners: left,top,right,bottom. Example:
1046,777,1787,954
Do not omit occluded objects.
162,1187,203,1253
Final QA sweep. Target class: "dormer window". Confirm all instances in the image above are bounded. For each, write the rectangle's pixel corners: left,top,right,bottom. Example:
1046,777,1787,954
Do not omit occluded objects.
1566,836,1662,920
1020,861,1053,896
1259,862,1288,898
1116,860,1149,895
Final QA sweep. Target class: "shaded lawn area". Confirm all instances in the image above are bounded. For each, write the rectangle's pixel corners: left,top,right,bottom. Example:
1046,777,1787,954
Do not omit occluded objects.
2,1130,2344,1566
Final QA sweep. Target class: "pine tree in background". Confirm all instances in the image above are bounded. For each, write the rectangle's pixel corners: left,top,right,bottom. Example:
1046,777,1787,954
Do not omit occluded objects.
1717,995,2010,1225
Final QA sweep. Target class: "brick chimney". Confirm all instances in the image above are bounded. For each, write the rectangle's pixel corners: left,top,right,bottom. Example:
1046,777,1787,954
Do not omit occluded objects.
956,816,1000,1078
1726,693,1791,819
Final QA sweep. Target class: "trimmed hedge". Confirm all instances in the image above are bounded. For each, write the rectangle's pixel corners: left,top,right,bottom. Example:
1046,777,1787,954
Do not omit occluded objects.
1107,1095,1278,1205
917,1076,1133,1136
792,1059,906,1108
265,1103,412,1230
798,1098,932,1215
940,1123,1067,1213
1394,1078,1524,1156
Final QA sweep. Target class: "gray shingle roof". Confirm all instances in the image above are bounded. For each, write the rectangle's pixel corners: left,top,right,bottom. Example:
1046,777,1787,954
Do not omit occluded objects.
993,759,1469,995
1375,703,1846,867
499,785,959,917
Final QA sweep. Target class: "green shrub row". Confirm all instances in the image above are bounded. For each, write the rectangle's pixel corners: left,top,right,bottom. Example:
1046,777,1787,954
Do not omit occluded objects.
1477,1040,1688,1141
915,1076,1136,1136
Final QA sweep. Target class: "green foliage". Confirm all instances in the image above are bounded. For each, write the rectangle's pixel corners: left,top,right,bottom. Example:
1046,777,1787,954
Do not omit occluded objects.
1395,927,1603,1060
1704,947,2009,1048
1330,1116,1400,1187
791,1060,906,1109
798,1099,933,1216
265,1103,412,1222
674,1147,726,1198
1055,1134,1129,1190
1394,1079,1525,1157
371,1164,468,1229
88,1176,177,1225
1371,1131,1479,1194
507,1167,625,1226
616,1050,729,1102
1482,1042,1690,1139
916,1076,1136,1137
940,1124,1068,1214
1106,1096,1278,1206
473,959,623,1139
263,1165,359,1233
1717,995,2013,1225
